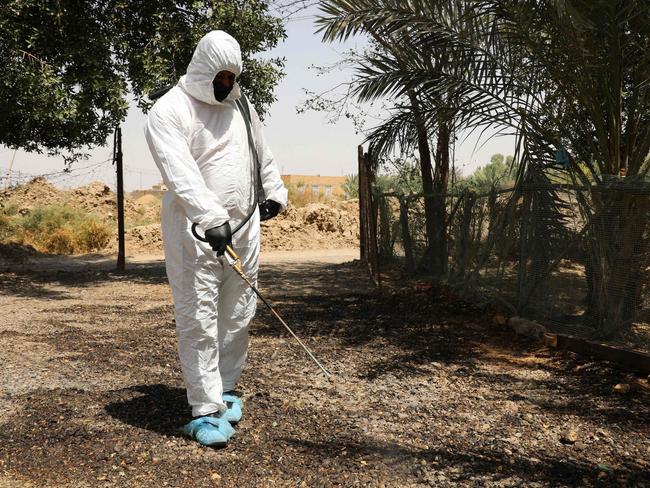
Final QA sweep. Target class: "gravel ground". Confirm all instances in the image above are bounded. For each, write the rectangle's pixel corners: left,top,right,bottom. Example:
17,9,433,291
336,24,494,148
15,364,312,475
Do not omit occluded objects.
0,249,648,487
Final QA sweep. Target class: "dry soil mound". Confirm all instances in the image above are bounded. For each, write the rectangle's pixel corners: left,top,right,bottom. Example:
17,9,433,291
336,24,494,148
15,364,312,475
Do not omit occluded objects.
1,177,152,222
108,200,359,254
0,177,64,213
261,200,359,250
106,223,164,254
68,181,141,220
3,178,359,254
134,194,160,206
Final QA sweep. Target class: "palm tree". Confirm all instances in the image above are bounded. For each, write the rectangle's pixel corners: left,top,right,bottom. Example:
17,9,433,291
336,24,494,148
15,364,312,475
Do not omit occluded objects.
355,45,451,274
318,0,476,275
318,0,650,337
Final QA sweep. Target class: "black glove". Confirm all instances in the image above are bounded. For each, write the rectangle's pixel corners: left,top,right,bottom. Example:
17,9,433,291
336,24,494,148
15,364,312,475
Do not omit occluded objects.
204,221,232,256
259,200,281,221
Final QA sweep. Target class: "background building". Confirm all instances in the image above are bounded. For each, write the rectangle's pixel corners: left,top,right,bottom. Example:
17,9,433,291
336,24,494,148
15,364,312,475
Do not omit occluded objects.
129,177,351,201
281,174,348,199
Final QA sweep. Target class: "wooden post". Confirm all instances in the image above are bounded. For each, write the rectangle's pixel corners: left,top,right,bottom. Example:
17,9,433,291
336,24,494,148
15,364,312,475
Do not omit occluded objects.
378,195,392,258
115,127,125,273
358,145,380,287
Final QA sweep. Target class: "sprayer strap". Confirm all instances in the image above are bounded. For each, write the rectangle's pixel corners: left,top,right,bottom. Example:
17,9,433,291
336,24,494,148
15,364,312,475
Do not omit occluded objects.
236,94,264,202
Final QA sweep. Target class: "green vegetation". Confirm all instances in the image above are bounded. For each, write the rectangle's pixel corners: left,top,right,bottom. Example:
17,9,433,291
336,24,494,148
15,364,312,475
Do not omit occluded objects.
342,174,359,200
1,205,112,254
0,1,286,159
347,155,514,197
375,160,423,195
319,0,650,336
456,154,516,194
344,159,423,200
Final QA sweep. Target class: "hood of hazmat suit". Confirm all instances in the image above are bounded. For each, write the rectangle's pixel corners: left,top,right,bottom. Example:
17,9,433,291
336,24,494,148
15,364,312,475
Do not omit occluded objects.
144,31,288,418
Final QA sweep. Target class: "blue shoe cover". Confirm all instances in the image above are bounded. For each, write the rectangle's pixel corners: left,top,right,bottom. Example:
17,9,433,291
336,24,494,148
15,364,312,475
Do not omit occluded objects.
181,416,236,447
221,393,243,424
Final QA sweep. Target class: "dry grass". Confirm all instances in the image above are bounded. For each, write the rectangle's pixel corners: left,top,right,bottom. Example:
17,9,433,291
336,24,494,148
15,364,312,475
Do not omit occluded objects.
1,204,113,254
43,227,77,254
76,220,112,252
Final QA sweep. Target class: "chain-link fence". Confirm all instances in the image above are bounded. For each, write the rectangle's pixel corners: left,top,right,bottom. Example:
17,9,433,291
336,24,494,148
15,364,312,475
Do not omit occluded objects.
373,181,650,339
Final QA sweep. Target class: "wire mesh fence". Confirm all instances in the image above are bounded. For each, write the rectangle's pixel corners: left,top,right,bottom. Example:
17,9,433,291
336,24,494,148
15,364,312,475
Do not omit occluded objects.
373,181,650,340
0,158,116,192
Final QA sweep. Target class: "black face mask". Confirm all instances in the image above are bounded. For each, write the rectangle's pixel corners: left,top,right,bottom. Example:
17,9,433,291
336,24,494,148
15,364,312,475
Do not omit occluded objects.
213,82,233,102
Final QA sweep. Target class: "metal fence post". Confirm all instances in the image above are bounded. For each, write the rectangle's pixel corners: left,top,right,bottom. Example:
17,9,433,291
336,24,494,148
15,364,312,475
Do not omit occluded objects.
358,145,367,264
114,127,125,273
399,196,414,272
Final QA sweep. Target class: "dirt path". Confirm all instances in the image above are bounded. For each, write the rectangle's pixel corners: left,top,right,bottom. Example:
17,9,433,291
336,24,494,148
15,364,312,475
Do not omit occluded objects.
0,249,648,487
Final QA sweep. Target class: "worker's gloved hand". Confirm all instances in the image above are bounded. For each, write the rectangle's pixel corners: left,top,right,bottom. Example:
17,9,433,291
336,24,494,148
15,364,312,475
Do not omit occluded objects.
204,222,232,256
259,200,281,221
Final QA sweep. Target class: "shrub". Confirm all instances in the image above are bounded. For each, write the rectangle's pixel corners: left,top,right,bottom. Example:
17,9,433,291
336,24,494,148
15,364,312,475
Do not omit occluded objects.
342,174,359,199
0,214,12,242
0,211,24,244
43,227,76,254
0,202,19,216
3,204,112,254
20,205,78,235
76,219,112,252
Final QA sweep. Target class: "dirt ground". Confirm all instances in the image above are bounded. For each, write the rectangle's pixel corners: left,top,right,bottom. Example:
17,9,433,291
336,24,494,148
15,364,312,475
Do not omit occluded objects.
0,250,649,487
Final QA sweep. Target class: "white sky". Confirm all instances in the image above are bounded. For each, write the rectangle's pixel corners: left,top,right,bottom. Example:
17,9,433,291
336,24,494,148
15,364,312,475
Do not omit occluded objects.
1,7,513,192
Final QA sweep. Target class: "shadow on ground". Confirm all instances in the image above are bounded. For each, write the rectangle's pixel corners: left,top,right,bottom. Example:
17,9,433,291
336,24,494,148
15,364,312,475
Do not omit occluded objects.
105,384,191,438
0,259,168,299
281,435,649,487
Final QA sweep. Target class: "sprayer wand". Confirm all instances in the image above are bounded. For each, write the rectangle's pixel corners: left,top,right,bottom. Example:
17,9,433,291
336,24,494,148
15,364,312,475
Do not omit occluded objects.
223,245,332,378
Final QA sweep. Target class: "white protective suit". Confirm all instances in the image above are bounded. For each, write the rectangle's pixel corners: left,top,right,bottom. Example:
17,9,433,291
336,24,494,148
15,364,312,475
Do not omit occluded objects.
144,31,288,417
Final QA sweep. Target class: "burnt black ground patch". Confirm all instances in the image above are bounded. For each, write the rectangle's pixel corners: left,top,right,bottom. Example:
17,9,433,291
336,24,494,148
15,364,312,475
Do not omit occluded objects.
1,257,648,487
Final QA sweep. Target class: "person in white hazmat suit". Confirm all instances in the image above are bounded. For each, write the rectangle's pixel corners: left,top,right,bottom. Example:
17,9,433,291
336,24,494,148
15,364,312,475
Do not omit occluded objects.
144,30,288,446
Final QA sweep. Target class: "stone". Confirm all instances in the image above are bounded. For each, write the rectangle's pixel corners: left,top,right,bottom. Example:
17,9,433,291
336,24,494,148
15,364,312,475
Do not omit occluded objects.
493,314,507,326
613,383,631,394
507,316,547,340
560,428,579,444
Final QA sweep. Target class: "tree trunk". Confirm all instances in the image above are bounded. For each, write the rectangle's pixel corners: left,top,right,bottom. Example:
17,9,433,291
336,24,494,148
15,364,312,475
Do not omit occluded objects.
408,92,438,274
431,122,451,276
358,146,380,287
455,190,476,280
585,187,650,337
